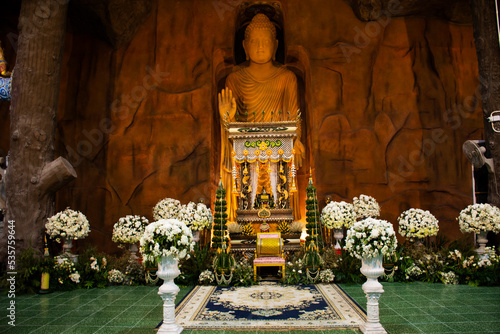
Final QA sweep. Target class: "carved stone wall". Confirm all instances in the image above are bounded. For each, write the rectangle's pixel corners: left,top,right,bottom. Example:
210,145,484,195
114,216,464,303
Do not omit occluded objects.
36,0,483,252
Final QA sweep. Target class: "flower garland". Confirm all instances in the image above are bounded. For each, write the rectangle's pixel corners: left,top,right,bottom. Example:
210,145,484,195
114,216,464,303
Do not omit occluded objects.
139,219,194,263
46,208,90,242
457,203,500,234
178,202,213,231
320,201,356,229
398,208,439,239
345,218,397,259
153,198,181,221
353,194,380,220
112,215,149,244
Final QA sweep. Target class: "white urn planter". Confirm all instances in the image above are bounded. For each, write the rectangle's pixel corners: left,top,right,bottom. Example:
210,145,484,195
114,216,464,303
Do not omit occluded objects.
192,230,200,243
476,230,489,259
360,254,386,334
129,243,139,260
62,237,78,263
333,228,343,250
156,255,183,334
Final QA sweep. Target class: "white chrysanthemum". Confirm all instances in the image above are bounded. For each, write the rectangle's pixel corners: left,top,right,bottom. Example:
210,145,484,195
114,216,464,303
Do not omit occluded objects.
139,219,194,263
345,218,397,259
178,202,213,231
112,215,149,244
457,203,500,234
353,194,380,219
398,208,439,239
321,201,356,229
45,208,90,241
153,198,181,221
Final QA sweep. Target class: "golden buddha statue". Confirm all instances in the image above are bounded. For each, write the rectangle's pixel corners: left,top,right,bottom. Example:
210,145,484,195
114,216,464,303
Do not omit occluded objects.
218,13,304,222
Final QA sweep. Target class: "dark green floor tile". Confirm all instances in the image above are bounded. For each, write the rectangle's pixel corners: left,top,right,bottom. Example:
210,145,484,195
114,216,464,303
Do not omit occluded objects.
421,306,457,315
380,314,409,324
465,313,500,321
105,315,142,326
16,316,59,326
76,316,117,326
30,324,75,333
94,326,131,333
404,314,441,324
446,322,495,332
382,323,422,334
3,325,39,334
413,322,456,333
394,307,429,316
446,305,484,314
431,313,468,323
61,326,102,334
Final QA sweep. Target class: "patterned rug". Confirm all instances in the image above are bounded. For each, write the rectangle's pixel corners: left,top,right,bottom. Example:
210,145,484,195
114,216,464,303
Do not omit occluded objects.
175,283,366,331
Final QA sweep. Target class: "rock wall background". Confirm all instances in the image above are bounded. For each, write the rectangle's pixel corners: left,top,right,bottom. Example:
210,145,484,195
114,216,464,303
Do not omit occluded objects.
1,0,483,253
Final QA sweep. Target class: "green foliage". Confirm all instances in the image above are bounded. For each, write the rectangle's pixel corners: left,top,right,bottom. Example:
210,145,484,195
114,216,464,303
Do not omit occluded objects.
176,243,215,286
0,247,54,294
321,247,363,283
232,255,255,286
75,247,108,289
212,181,229,249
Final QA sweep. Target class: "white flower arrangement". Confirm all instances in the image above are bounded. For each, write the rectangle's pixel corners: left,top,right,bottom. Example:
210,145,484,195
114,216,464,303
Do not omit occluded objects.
321,201,356,229
457,203,500,234
139,219,195,263
46,208,90,242
397,208,439,239
198,269,215,285
319,269,335,283
153,198,181,221
112,215,149,244
108,269,125,284
178,202,213,231
345,218,397,259
55,258,80,284
353,194,380,219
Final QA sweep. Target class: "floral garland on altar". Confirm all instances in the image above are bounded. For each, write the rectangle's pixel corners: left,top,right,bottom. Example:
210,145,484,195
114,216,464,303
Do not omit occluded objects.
139,219,194,263
457,203,500,234
45,208,90,242
345,218,397,259
353,194,380,220
112,215,149,245
320,201,356,229
398,208,439,239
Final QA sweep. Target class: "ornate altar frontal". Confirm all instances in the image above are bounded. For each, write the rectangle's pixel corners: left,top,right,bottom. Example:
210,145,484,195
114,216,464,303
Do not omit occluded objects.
227,120,299,226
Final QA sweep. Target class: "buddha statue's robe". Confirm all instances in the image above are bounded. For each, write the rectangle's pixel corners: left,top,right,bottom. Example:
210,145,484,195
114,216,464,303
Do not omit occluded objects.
220,64,302,222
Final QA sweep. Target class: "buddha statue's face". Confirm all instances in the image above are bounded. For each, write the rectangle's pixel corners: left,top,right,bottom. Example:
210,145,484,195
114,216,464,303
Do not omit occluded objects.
243,29,278,65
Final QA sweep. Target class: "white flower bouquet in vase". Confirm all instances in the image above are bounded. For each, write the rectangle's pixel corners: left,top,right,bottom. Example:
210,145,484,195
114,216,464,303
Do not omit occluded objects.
140,219,194,334
153,197,181,221
112,215,149,260
398,208,439,245
45,208,90,262
178,202,213,242
320,201,356,250
458,203,500,258
353,194,380,220
345,218,397,333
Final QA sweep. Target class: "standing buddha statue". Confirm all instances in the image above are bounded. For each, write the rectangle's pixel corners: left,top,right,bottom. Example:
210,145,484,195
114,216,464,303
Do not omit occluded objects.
218,13,305,222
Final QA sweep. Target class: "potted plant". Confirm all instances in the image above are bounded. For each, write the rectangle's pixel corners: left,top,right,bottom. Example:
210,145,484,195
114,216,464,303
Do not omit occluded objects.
321,201,356,250
353,194,380,220
178,201,213,242
45,208,90,262
458,203,500,258
139,218,194,333
397,208,439,245
112,215,149,260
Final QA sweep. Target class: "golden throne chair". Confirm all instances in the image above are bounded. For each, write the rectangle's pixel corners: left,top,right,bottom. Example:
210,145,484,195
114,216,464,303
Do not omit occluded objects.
253,232,285,281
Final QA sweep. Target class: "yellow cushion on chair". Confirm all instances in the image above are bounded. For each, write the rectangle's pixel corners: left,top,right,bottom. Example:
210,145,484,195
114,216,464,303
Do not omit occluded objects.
258,237,281,255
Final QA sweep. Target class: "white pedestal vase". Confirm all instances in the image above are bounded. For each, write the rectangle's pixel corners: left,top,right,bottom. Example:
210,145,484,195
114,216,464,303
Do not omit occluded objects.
360,254,386,334
157,255,183,334
333,228,343,250
192,230,200,243
61,237,78,263
129,243,139,260
476,230,489,259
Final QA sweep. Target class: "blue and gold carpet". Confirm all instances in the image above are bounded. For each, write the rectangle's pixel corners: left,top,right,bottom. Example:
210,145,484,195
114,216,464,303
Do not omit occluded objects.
175,283,366,330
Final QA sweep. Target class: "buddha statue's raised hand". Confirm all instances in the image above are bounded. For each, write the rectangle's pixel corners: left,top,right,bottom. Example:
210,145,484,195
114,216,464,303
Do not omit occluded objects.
218,88,236,122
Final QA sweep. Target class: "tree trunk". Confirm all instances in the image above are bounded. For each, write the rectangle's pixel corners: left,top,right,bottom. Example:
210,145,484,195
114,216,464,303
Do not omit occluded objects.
469,0,500,207
0,0,69,264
